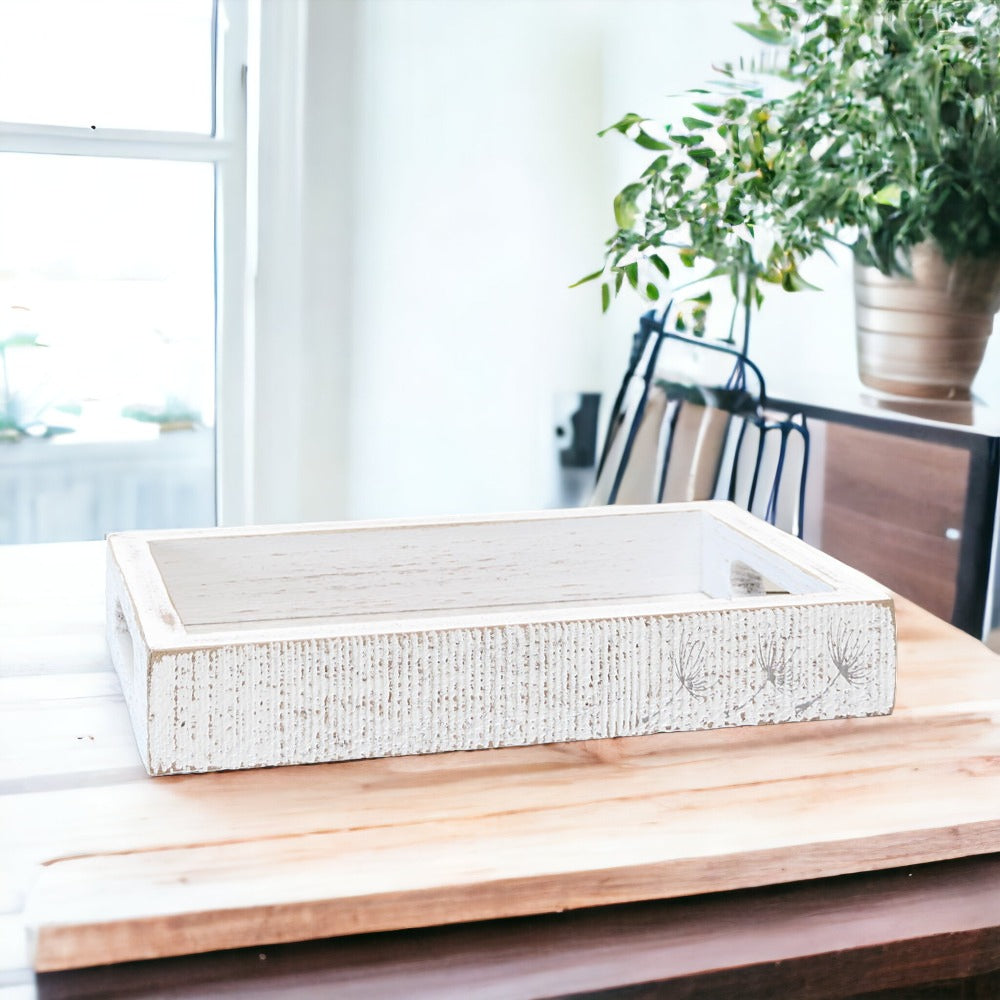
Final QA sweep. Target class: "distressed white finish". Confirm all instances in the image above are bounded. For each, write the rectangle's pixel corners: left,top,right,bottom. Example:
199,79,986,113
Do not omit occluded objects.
106,502,897,775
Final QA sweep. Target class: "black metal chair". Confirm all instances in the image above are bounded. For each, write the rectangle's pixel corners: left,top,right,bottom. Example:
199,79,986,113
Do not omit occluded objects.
593,306,810,538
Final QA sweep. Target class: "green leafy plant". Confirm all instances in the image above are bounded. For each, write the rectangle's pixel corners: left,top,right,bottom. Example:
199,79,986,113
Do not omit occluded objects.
580,0,1000,331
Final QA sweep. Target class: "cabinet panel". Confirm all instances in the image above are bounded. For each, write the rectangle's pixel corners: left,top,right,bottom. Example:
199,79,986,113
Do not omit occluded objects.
820,423,967,622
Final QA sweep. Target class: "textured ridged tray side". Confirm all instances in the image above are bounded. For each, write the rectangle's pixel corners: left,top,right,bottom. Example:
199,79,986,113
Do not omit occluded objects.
145,600,895,775
106,549,152,773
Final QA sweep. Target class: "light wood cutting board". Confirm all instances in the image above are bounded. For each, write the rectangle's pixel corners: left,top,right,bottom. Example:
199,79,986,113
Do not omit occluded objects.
5,541,1000,973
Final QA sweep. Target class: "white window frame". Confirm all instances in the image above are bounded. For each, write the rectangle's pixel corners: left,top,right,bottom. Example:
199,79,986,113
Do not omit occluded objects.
0,0,253,525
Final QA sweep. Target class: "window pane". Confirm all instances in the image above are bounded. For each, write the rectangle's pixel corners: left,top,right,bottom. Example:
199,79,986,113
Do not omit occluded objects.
0,153,216,543
0,0,213,133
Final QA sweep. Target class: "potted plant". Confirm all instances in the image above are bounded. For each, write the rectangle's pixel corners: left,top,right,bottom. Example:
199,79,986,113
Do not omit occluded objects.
580,0,1000,399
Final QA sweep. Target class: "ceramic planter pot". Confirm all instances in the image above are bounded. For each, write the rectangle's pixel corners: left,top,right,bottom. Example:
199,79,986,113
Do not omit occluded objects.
854,242,1000,399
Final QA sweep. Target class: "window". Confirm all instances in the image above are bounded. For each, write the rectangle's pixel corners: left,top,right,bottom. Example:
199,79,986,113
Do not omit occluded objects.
0,0,248,543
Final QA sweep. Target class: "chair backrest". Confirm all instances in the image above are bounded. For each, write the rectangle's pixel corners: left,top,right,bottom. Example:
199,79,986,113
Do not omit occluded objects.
714,410,810,536
592,307,810,538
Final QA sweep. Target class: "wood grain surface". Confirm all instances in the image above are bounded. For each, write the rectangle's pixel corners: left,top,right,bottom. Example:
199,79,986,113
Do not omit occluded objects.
3,541,1000,984
25,856,1000,1000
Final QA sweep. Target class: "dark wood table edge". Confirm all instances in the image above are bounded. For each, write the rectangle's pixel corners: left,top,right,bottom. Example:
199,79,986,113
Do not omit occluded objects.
26,852,1000,1000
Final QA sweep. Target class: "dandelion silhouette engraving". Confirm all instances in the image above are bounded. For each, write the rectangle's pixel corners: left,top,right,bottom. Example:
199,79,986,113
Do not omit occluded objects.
733,633,793,714
641,631,709,728
671,634,710,699
796,619,872,714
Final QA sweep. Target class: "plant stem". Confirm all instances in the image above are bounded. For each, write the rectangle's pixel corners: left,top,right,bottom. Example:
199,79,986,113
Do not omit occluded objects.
725,295,739,345
733,680,768,714
796,673,839,714
640,682,677,729
741,278,752,358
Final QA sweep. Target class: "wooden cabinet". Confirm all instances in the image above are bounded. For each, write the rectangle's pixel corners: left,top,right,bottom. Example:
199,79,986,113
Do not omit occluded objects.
819,423,967,622
769,388,1000,638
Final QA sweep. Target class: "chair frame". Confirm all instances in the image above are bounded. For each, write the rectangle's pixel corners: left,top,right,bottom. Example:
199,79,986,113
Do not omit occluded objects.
597,305,810,538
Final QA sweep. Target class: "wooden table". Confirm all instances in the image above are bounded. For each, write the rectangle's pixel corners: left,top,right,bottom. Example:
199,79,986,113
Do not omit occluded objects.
4,541,1000,999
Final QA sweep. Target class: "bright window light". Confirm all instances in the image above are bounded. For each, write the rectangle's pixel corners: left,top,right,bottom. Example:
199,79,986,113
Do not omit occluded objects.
0,0,234,544
0,0,214,133
0,154,215,439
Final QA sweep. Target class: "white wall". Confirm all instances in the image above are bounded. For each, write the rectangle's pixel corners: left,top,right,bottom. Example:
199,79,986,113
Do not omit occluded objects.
300,0,358,519
345,0,621,518
257,0,998,525
252,0,358,524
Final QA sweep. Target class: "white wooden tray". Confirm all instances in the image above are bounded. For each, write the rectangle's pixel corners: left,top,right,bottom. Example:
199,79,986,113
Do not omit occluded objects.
106,501,896,775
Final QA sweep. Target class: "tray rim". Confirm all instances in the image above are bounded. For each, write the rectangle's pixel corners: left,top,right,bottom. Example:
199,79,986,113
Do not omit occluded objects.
107,501,894,652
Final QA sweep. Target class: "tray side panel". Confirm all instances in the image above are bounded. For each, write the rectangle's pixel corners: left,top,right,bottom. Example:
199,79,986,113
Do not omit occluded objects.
146,601,896,775
704,502,894,599
106,552,152,773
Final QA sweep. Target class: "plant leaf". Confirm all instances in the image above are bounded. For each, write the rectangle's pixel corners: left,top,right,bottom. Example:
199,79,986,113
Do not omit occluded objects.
646,283,660,300
780,267,821,292
735,20,788,44
613,183,644,228
633,130,670,151
569,268,603,288
688,147,715,165
597,112,645,138
641,155,670,177
873,183,903,207
649,254,671,280
601,282,610,313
